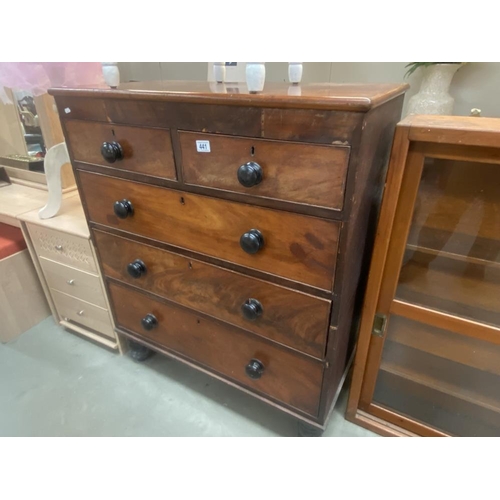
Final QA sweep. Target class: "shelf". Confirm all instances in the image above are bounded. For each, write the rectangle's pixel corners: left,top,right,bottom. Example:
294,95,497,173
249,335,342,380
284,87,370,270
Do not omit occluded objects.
397,248,500,326
381,339,500,416
386,314,500,377
374,367,500,437
406,244,500,270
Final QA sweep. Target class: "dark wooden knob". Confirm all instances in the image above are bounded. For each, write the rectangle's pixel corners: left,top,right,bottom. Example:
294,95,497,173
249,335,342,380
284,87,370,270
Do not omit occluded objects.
141,313,158,331
127,259,146,278
101,141,124,163
237,161,263,187
241,298,263,321
245,359,265,379
240,229,264,254
113,199,134,219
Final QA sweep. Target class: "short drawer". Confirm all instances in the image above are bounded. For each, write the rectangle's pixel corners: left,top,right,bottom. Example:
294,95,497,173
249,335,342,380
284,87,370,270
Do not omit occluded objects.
180,132,350,210
94,230,331,358
40,257,107,309
65,120,176,180
79,171,339,291
52,289,114,339
28,224,97,274
109,282,323,416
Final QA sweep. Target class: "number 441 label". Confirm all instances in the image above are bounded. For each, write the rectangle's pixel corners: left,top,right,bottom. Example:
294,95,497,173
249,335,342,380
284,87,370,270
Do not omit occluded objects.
196,140,211,153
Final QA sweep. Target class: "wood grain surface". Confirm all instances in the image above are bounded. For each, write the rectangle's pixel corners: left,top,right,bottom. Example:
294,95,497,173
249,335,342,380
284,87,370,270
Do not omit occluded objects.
79,171,340,290
109,281,324,415
180,131,350,210
65,120,176,180
94,230,331,358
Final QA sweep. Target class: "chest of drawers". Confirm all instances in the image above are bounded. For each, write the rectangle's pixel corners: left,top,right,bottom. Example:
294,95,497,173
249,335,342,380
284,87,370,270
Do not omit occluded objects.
50,81,407,435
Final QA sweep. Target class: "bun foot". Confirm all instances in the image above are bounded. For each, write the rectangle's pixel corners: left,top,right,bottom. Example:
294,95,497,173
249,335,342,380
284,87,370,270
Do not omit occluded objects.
128,340,154,362
298,421,324,437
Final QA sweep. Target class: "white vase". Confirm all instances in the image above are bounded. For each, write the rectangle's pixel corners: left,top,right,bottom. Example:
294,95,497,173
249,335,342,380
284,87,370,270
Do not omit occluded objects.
246,63,265,93
288,62,303,84
407,64,460,116
213,62,225,83
102,62,120,88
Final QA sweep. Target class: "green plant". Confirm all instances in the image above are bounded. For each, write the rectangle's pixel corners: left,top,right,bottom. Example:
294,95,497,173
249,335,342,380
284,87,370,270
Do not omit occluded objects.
404,62,462,78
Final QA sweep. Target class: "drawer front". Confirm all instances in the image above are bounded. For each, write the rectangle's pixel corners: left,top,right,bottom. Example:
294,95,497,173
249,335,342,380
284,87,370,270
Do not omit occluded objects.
94,230,331,358
180,132,350,210
28,224,97,273
52,289,114,338
65,120,176,180
79,171,339,290
40,257,107,309
109,282,323,416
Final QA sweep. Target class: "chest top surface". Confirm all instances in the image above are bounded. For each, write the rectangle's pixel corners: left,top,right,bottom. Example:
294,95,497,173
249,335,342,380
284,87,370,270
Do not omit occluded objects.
49,81,408,112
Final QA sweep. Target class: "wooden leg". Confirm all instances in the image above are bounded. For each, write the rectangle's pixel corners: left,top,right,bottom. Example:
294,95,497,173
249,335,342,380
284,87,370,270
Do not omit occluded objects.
298,421,324,437
128,340,155,362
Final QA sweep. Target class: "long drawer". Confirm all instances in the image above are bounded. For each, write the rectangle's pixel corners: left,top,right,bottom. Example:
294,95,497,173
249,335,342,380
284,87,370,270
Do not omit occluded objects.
180,131,350,210
79,171,339,290
52,289,114,339
108,282,324,416
94,230,331,358
65,120,177,180
39,256,107,309
28,224,97,274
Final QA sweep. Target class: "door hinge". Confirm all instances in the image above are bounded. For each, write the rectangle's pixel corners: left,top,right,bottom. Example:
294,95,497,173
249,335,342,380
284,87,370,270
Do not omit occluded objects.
372,313,387,338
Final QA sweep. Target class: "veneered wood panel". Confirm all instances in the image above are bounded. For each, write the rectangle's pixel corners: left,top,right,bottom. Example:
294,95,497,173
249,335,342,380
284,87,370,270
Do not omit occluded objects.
109,282,324,416
65,120,176,180
79,171,340,290
94,230,331,358
180,132,350,210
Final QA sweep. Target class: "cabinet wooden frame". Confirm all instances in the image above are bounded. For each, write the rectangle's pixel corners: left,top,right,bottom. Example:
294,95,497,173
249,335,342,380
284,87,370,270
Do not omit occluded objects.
346,115,500,437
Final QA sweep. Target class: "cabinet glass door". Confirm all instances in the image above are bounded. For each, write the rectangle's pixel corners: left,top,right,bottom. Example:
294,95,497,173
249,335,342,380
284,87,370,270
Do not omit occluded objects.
370,155,500,436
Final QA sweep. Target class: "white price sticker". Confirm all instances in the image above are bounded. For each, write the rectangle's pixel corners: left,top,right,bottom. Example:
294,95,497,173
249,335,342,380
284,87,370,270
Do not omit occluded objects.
196,140,211,153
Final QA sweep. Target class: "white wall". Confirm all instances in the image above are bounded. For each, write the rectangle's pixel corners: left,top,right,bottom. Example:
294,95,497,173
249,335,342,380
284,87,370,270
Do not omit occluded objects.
118,62,500,117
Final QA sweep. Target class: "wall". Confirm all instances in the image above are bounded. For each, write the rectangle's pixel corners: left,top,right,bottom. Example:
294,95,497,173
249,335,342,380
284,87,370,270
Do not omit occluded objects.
118,62,500,117
0,87,27,157
118,62,207,82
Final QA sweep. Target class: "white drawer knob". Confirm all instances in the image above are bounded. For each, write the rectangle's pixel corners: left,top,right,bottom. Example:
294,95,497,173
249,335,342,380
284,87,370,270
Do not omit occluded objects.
55,245,63,251
77,310,84,316
67,279,75,285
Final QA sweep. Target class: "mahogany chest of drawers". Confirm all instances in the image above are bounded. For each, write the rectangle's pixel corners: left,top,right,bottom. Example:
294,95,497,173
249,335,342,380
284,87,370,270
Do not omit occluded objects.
50,81,407,435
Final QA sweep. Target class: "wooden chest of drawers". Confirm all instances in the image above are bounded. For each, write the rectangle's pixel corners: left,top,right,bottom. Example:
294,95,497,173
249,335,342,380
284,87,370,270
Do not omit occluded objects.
50,81,407,435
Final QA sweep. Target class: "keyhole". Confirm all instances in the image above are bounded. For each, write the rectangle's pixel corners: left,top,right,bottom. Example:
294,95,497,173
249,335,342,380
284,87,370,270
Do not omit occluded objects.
180,196,185,205
188,262,193,269
112,129,116,137
250,146,255,156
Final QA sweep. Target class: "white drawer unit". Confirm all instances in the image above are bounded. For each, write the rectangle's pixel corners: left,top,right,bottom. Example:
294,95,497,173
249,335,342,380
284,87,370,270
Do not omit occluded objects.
18,195,124,352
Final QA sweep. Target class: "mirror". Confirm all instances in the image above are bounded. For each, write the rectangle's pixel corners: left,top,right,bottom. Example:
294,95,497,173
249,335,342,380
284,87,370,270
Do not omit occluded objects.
11,90,46,172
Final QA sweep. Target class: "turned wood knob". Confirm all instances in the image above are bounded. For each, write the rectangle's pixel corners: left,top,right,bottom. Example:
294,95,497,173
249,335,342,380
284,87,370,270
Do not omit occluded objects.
113,199,134,219
141,313,158,331
241,298,263,321
240,229,264,254
101,141,124,163
245,359,265,379
127,259,147,279
237,161,263,187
